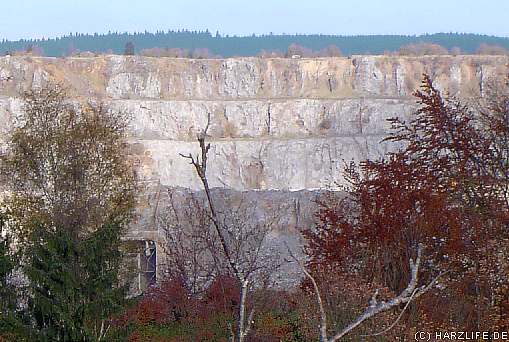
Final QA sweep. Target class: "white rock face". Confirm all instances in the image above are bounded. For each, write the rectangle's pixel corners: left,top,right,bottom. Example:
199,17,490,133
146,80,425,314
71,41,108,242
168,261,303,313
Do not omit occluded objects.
0,55,506,192
0,54,507,241
110,98,413,141
136,136,392,191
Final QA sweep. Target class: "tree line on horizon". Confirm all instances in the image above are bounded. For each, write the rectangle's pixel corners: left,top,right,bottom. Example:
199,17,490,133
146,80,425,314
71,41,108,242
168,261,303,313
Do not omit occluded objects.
2,31,509,57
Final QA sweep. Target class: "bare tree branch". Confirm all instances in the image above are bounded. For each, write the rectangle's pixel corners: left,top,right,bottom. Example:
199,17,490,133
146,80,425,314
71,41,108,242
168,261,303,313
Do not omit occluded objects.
179,115,241,282
177,113,280,342
361,288,417,337
286,245,328,342
289,243,446,341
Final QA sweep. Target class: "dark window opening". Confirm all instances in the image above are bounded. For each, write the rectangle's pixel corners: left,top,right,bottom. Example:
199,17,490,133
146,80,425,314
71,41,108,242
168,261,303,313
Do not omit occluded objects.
141,240,157,287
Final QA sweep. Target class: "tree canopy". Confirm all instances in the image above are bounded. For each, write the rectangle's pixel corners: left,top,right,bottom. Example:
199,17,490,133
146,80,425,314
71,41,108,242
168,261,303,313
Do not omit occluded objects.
2,31,509,57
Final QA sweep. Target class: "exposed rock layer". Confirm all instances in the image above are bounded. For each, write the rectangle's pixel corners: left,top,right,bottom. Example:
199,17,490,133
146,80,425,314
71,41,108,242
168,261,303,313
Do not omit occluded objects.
0,55,506,191
0,55,507,239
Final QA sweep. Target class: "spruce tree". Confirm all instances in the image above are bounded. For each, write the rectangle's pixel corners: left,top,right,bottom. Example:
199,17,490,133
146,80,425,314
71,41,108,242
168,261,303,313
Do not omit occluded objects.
0,220,24,340
124,41,135,55
24,221,127,341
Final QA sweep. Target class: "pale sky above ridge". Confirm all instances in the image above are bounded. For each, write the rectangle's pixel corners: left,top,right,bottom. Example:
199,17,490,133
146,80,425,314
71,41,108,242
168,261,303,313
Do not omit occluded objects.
1,0,507,41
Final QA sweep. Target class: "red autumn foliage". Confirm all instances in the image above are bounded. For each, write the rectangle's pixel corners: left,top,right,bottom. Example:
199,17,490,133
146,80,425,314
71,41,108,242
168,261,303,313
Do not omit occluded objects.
114,277,317,341
115,278,193,327
118,276,240,328
305,73,509,330
203,275,240,315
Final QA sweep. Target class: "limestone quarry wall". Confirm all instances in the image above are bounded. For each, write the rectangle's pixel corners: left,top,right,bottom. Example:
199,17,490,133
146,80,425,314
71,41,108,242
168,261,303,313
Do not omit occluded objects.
0,53,507,247
0,55,506,194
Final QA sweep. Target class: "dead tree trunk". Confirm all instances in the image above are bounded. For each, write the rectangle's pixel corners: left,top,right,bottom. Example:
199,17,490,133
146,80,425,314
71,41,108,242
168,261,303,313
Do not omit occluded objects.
180,114,268,342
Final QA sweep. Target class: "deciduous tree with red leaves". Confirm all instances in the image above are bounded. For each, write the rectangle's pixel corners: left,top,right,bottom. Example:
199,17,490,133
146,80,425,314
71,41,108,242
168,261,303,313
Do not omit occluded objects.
305,73,509,334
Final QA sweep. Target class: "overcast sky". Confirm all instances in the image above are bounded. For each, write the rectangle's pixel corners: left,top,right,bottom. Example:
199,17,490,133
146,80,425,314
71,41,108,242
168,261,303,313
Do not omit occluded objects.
1,0,508,41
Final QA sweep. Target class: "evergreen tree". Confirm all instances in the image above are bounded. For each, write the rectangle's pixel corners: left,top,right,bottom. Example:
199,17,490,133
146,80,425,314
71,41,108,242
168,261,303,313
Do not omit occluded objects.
0,224,14,312
124,41,135,55
1,32,508,57
24,221,127,341
0,218,25,341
